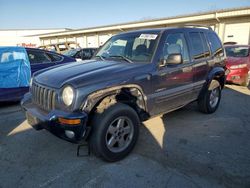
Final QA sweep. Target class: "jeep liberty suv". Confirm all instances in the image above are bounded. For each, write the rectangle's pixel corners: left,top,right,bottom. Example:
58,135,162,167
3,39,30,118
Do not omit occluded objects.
22,26,226,161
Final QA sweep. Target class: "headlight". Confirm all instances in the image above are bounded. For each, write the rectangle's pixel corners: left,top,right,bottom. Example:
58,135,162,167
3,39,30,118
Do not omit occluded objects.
230,64,247,69
62,86,74,106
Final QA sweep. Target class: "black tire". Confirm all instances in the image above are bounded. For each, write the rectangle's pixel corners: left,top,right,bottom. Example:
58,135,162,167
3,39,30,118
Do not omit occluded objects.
198,80,221,114
89,103,140,162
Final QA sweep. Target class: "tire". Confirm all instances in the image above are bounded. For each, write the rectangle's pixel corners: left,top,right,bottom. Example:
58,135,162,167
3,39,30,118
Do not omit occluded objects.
242,75,249,87
198,80,221,114
89,103,140,162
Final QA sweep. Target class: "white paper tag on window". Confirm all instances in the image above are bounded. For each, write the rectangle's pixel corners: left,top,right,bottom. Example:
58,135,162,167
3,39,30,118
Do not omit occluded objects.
139,34,158,40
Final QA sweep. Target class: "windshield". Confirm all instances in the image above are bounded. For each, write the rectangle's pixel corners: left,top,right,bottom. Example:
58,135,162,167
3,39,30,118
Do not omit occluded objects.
225,46,249,57
95,32,159,63
63,49,78,57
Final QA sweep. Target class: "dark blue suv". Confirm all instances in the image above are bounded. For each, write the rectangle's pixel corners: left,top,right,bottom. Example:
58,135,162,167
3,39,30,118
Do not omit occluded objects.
22,26,226,161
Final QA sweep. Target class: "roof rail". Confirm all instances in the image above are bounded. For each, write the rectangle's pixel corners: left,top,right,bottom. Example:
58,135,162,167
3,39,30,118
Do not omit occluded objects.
179,24,213,30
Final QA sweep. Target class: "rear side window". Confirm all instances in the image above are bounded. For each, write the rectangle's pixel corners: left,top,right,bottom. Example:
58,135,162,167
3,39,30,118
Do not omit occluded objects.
207,32,223,57
200,33,210,58
27,50,51,64
46,53,63,62
189,32,208,60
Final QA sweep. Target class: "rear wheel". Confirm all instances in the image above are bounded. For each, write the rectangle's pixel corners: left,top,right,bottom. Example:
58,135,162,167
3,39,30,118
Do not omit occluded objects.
198,80,221,114
89,103,140,162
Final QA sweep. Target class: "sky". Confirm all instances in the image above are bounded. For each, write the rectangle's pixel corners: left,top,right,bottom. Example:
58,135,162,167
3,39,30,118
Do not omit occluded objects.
0,0,249,29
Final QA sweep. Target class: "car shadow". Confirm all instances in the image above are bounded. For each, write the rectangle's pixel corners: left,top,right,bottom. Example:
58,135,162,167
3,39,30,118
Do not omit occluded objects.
135,85,250,187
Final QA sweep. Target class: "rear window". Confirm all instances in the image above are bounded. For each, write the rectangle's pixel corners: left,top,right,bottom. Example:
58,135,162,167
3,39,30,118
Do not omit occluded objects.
0,51,27,63
207,32,223,57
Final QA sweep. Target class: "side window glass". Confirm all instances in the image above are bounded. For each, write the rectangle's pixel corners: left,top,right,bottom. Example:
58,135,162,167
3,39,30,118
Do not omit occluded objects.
46,53,63,62
200,33,210,58
27,50,51,64
82,49,92,59
189,32,206,60
162,33,189,62
207,32,224,57
75,51,82,59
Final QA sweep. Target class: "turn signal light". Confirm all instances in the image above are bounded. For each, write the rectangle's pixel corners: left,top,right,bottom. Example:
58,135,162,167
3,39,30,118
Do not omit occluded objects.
58,118,81,125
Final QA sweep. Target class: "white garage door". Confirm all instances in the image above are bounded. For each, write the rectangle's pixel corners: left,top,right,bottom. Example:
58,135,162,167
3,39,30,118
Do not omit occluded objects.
99,34,111,46
76,37,85,48
87,36,98,47
224,23,250,45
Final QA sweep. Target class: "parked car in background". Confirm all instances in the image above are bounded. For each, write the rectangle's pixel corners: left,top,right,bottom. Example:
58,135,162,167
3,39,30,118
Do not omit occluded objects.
63,48,97,61
39,42,80,54
0,47,75,102
25,47,76,73
225,45,250,86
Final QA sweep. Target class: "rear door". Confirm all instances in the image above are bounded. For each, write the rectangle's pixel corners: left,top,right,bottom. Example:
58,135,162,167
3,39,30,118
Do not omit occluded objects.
187,31,210,97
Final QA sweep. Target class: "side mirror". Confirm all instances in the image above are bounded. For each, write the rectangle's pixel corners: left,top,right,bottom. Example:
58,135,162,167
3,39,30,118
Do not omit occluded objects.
159,53,183,67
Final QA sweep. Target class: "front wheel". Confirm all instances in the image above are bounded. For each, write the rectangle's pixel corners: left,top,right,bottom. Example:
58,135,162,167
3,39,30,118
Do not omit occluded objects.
89,103,140,162
198,80,221,114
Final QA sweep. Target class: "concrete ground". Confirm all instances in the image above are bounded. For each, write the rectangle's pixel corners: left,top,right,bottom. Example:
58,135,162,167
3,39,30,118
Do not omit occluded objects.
0,85,250,188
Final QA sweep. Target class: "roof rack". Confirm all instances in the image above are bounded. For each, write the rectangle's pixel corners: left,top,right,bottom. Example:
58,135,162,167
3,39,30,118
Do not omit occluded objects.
179,24,213,30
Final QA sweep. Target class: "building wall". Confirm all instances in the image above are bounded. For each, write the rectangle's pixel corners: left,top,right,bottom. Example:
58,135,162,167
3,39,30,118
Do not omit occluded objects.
38,8,250,48
40,22,250,48
0,29,68,47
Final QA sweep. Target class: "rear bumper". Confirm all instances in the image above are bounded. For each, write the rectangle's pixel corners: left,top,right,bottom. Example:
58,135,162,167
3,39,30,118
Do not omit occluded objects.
21,93,89,143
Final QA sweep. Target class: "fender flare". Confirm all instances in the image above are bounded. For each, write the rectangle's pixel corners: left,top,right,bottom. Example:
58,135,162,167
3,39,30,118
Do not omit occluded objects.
81,84,148,113
198,67,225,99
207,66,226,88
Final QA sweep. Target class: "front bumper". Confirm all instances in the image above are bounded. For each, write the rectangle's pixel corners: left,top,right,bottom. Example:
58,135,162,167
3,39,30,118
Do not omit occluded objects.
226,68,249,85
21,93,89,143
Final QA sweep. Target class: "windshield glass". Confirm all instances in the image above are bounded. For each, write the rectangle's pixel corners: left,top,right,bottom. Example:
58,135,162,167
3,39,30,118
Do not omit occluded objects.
225,46,249,57
63,49,78,56
95,32,159,63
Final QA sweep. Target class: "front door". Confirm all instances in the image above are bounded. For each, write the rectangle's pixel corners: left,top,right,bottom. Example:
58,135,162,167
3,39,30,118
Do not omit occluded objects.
150,31,194,115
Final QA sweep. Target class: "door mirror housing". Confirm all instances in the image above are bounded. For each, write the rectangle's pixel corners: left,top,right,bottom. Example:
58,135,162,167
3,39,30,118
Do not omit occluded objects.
159,53,183,67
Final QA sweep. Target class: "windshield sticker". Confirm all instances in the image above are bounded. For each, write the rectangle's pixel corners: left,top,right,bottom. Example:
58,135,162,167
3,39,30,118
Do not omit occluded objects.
139,34,158,40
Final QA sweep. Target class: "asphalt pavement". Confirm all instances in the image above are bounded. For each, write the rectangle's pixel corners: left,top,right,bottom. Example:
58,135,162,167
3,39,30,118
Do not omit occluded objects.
0,85,250,188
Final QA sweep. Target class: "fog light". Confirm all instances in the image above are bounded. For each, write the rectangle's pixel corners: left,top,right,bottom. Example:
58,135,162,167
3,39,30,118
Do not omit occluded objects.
65,130,75,139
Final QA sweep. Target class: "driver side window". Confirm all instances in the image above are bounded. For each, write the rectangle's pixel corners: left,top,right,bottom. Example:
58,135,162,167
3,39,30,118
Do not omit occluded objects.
162,33,189,63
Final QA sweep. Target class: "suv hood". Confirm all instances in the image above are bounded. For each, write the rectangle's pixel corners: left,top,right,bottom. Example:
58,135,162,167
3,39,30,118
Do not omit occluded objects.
226,57,249,66
34,60,145,88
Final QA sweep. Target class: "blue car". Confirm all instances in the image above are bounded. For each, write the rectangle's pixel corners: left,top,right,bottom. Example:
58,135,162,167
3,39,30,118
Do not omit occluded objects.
0,47,75,102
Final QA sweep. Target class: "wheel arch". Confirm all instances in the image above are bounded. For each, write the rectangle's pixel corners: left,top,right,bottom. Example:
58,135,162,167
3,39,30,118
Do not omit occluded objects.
198,67,225,100
207,67,226,89
81,84,149,121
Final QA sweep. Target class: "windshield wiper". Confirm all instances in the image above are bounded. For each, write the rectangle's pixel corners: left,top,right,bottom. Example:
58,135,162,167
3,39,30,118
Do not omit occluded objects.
95,55,105,61
109,55,134,63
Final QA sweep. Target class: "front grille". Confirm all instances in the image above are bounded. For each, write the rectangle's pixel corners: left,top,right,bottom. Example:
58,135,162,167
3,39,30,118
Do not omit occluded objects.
31,83,56,111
